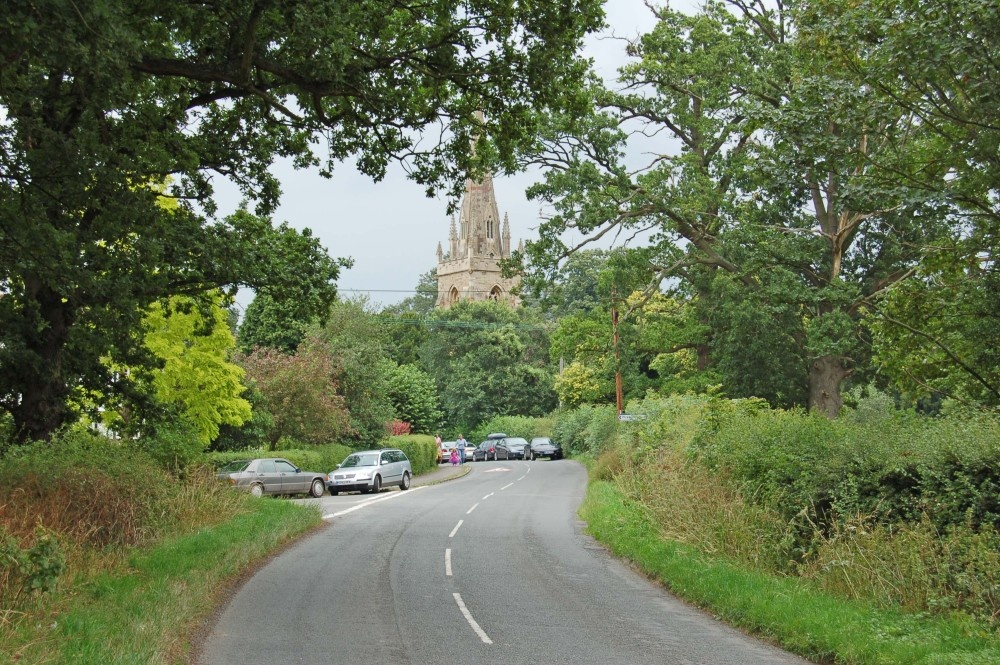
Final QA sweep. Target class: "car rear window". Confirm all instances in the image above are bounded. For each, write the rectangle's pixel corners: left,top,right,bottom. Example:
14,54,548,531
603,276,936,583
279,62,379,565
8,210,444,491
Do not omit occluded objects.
218,460,251,473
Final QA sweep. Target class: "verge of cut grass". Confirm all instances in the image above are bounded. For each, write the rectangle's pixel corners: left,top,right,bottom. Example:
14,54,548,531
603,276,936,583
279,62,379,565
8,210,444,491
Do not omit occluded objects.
3,499,322,665
580,480,1000,665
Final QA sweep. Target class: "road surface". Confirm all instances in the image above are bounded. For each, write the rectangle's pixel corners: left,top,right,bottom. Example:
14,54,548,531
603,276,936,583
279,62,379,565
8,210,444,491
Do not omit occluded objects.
197,459,811,664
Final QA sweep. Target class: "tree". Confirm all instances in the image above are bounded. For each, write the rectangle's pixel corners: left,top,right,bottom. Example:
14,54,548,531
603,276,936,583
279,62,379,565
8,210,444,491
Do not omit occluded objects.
94,292,252,445
141,293,252,445
380,269,438,366
312,298,397,446
385,363,443,434
420,300,556,430
804,0,1000,409
0,0,604,443
239,339,352,449
523,1,959,417
237,291,314,354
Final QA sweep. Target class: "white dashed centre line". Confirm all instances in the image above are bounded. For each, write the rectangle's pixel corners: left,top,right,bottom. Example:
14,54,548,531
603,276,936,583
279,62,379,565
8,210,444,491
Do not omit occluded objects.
445,548,453,576
500,482,513,491
466,502,479,515
449,520,464,538
482,492,494,500
518,475,527,481
454,593,493,644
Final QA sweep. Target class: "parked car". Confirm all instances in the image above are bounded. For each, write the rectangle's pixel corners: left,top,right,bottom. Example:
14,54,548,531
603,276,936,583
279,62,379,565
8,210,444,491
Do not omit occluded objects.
462,439,477,459
495,437,529,460
438,440,459,464
527,437,563,460
473,439,498,462
217,458,328,498
328,449,412,495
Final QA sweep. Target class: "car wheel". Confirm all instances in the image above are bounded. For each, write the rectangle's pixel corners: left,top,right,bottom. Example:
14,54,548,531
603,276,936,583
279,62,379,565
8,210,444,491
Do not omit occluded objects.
249,483,264,498
400,471,411,490
372,475,382,493
310,479,325,498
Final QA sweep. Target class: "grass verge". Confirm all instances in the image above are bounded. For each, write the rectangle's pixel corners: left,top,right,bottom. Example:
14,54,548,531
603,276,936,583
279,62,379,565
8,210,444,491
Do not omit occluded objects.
4,499,322,665
580,480,1000,665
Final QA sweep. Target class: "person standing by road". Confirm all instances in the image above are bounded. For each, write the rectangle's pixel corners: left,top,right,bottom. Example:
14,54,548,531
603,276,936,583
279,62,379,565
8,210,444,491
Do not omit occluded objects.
456,434,467,463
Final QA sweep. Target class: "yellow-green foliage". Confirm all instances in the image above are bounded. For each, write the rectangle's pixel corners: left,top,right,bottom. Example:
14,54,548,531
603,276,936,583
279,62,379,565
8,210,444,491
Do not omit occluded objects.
553,361,603,407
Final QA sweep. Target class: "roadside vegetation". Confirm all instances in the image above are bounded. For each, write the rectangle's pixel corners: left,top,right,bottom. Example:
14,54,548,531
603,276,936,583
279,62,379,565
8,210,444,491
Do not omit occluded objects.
560,394,1000,664
2,1,998,663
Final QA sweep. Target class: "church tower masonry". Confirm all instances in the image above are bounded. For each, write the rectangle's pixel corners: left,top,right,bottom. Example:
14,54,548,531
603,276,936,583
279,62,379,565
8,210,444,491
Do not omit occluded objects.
436,171,520,308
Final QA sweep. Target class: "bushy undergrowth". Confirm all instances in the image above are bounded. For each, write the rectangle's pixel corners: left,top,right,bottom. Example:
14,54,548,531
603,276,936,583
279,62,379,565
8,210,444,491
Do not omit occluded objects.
551,404,618,455
1,427,252,615
566,393,1000,630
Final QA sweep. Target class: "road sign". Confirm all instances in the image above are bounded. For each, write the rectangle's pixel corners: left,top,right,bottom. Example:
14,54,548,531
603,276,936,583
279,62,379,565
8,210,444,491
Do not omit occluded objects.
617,413,645,422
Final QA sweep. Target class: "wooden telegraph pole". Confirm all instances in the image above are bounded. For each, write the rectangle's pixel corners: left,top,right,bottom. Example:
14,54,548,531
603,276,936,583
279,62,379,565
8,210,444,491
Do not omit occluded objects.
612,287,623,416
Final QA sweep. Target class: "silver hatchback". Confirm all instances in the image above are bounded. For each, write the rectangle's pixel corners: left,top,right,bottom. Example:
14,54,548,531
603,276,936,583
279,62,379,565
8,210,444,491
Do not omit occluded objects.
328,449,412,495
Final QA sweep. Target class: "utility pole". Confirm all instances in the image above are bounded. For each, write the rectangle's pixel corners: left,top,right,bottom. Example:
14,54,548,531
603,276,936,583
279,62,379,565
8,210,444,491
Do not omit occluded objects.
612,287,623,415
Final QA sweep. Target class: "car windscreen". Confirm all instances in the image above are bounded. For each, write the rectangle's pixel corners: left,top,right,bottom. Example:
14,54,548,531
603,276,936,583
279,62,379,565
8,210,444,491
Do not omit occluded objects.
218,460,251,473
507,438,529,446
341,454,379,468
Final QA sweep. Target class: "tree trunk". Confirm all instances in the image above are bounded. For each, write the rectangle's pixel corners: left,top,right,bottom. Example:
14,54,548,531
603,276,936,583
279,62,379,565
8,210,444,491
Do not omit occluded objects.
10,281,75,443
808,354,851,418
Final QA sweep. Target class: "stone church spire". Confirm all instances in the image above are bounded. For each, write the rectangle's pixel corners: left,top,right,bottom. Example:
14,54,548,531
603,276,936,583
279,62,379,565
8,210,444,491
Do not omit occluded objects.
435,131,520,308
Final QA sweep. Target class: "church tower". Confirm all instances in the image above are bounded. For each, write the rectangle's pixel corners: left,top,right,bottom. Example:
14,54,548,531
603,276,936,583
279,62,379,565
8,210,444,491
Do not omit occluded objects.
436,170,521,308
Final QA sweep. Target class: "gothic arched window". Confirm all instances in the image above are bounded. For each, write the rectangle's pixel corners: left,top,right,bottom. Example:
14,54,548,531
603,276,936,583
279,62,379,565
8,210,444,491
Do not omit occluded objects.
450,287,460,305
489,286,502,301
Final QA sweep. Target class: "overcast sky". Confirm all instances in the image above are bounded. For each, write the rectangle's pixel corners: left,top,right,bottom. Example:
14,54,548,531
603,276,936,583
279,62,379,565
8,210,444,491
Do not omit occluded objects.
218,1,680,313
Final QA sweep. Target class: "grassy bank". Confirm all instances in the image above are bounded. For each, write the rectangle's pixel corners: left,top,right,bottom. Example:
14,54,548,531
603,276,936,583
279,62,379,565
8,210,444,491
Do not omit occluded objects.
3,498,321,664
581,477,1000,664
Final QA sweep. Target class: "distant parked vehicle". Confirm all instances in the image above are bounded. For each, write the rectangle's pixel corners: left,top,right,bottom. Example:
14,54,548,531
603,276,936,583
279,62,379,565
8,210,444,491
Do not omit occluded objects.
495,437,529,460
527,437,563,460
473,439,497,462
328,449,412,495
217,458,327,498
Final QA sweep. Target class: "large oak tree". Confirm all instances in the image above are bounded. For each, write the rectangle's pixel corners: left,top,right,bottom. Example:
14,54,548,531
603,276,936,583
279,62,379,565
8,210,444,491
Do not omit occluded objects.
522,0,961,417
0,0,603,442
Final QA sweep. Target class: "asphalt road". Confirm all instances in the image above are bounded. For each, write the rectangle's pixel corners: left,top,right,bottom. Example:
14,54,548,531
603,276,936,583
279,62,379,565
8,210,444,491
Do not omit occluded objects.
196,460,811,665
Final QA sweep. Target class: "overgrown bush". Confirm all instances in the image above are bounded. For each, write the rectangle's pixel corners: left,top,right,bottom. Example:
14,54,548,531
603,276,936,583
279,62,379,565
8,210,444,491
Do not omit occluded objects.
0,526,65,604
137,418,205,476
0,426,255,611
551,404,618,456
0,428,175,548
387,434,437,475
591,393,1000,628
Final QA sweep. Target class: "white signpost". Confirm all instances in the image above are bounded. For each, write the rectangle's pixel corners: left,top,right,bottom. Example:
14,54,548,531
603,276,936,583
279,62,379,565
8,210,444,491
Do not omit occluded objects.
617,413,646,422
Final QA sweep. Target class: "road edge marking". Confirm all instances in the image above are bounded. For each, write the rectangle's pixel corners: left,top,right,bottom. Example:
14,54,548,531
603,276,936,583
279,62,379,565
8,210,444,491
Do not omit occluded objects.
322,485,425,519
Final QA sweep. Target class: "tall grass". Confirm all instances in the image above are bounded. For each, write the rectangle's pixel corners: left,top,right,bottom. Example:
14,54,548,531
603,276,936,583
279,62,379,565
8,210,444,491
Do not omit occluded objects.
558,392,1000,637
0,426,323,663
